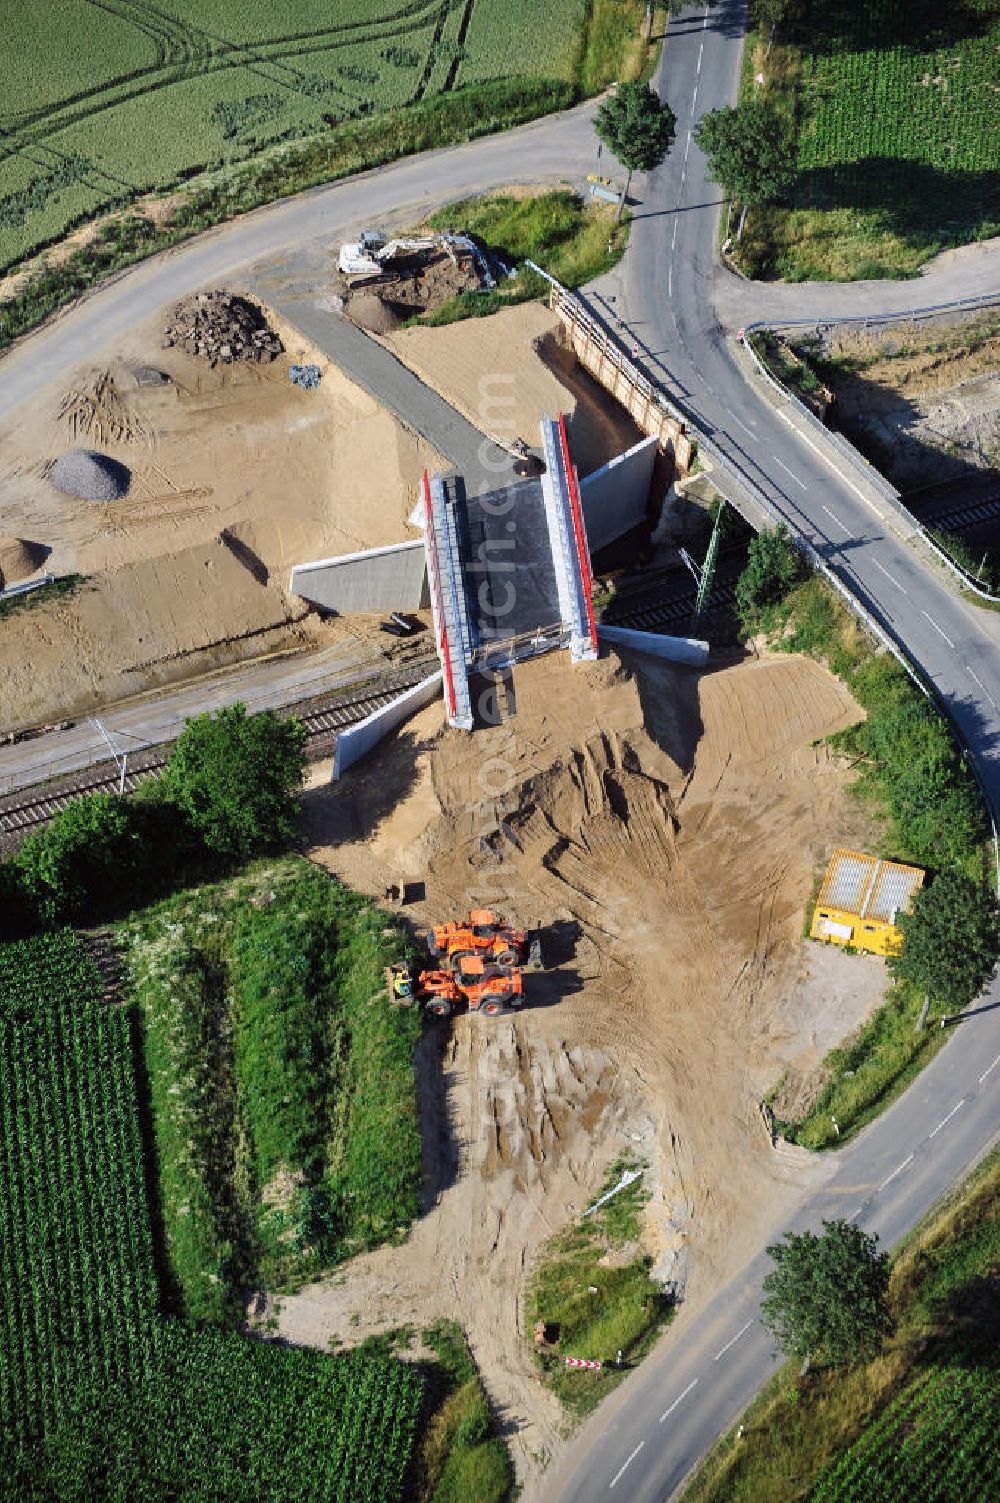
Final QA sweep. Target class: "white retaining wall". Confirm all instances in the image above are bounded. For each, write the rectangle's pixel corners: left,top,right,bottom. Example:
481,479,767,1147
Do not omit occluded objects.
291,540,429,614
580,436,657,552
332,670,443,778
597,624,708,667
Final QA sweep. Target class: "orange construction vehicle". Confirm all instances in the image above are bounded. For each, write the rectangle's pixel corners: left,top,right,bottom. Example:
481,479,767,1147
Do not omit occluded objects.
419,954,524,1018
426,909,527,968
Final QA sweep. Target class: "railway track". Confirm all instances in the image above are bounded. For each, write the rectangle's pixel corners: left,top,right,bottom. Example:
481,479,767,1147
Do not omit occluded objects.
0,660,437,846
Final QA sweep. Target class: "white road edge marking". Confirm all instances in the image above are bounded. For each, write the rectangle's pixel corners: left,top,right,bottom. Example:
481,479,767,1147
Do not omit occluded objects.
872,557,907,594
877,1154,914,1192
660,1379,699,1423
772,408,887,521
610,1441,644,1489
821,504,851,536
773,455,806,490
714,1319,753,1361
966,664,998,708
920,609,956,650
979,1053,1000,1084
929,1101,965,1139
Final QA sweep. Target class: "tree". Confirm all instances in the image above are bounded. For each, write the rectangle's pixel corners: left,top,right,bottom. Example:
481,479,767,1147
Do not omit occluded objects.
889,869,998,1012
761,1219,893,1367
754,0,791,51
595,81,676,219
735,523,801,627
162,704,306,864
695,98,795,239
16,792,138,925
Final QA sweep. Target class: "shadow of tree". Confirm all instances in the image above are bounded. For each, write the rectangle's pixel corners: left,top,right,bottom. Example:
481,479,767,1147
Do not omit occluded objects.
787,160,1000,249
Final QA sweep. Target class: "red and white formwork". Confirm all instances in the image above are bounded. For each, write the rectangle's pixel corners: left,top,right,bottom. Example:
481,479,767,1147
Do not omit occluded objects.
539,414,599,664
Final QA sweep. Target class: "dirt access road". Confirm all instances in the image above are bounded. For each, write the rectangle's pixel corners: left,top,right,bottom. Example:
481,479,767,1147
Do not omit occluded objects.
262,646,883,1488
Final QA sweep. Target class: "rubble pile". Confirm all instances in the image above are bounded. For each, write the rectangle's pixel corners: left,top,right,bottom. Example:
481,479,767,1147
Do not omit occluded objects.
162,292,283,367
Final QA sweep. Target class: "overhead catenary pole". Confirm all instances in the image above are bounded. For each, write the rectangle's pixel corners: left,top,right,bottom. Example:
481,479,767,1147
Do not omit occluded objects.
691,500,726,631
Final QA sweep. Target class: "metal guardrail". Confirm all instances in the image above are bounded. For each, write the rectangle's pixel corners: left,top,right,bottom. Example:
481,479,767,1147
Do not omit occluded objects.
741,299,1000,602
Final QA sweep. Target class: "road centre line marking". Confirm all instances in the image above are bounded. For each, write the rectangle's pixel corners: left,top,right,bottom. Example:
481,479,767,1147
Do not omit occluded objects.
610,1441,644,1489
920,609,956,650
672,218,679,249
714,1320,753,1361
877,1154,914,1192
773,455,806,490
685,130,691,162
821,504,851,535
847,1206,865,1222
660,1379,699,1423
668,266,673,298
728,410,757,440
698,41,704,72
929,1101,964,1139
773,407,887,521
691,84,698,115
979,1053,1000,1084
966,665,997,708
872,557,907,594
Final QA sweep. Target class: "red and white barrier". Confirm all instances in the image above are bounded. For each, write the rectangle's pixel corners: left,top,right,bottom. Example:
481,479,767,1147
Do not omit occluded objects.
563,1356,603,1371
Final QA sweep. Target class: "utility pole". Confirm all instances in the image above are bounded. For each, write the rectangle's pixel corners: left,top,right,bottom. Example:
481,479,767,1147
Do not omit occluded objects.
691,501,725,631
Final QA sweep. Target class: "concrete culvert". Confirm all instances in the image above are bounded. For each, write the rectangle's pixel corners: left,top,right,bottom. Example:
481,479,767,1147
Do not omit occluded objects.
50,449,131,501
0,537,50,590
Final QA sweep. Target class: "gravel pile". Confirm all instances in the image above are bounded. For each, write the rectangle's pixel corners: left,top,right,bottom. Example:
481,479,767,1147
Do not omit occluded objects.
50,449,131,502
162,291,283,367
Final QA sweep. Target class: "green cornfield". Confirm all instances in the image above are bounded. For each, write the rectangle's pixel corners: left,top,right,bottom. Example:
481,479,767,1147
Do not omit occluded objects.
794,0,1000,218
809,1359,1000,1502
0,928,423,1502
0,0,589,271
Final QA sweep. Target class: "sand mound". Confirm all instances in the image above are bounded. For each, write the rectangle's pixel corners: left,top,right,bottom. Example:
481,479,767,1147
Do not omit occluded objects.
347,292,404,334
50,448,130,501
0,536,48,589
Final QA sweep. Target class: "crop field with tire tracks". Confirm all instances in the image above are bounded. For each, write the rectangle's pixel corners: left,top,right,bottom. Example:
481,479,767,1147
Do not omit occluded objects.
0,0,588,272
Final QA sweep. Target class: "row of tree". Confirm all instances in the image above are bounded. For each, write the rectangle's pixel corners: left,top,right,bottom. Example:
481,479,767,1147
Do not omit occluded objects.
594,1,797,240
1,705,306,936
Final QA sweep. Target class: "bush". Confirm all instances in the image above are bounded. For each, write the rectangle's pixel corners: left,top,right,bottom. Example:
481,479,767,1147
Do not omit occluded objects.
16,792,139,925
161,704,306,864
736,524,803,628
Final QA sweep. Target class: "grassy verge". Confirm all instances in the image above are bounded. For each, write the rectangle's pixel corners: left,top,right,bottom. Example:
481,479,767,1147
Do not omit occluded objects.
526,1159,673,1417
120,856,422,1316
681,1143,1000,1503
0,573,84,619
0,78,574,353
412,1321,513,1503
417,189,629,325
745,567,989,1145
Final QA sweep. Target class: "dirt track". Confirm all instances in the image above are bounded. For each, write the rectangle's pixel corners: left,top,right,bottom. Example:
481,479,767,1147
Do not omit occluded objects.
273,646,881,1488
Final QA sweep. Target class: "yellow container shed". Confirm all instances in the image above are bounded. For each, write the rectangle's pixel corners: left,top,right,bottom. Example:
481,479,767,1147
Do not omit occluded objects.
810,848,925,957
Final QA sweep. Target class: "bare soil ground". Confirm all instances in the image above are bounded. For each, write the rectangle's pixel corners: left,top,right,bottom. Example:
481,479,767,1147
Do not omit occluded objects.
818,313,1000,488
381,301,642,477
0,302,442,730
265,646,878,1491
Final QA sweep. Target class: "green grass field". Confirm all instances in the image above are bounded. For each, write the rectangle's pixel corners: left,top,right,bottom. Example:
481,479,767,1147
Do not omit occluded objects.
739,0,1000,279
0,0,626,273
0,926,424,1502
120,857,423,1321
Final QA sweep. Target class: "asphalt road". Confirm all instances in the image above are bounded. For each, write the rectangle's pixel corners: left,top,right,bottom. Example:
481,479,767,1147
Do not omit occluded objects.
3,20,1000,1501
543,4,1000,1499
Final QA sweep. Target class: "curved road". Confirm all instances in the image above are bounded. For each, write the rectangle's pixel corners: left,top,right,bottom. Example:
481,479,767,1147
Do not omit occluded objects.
2,16,1000,1500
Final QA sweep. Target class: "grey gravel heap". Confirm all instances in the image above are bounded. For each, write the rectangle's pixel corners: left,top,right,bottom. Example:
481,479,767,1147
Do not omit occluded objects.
50,449,131,502
162,291,283,367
